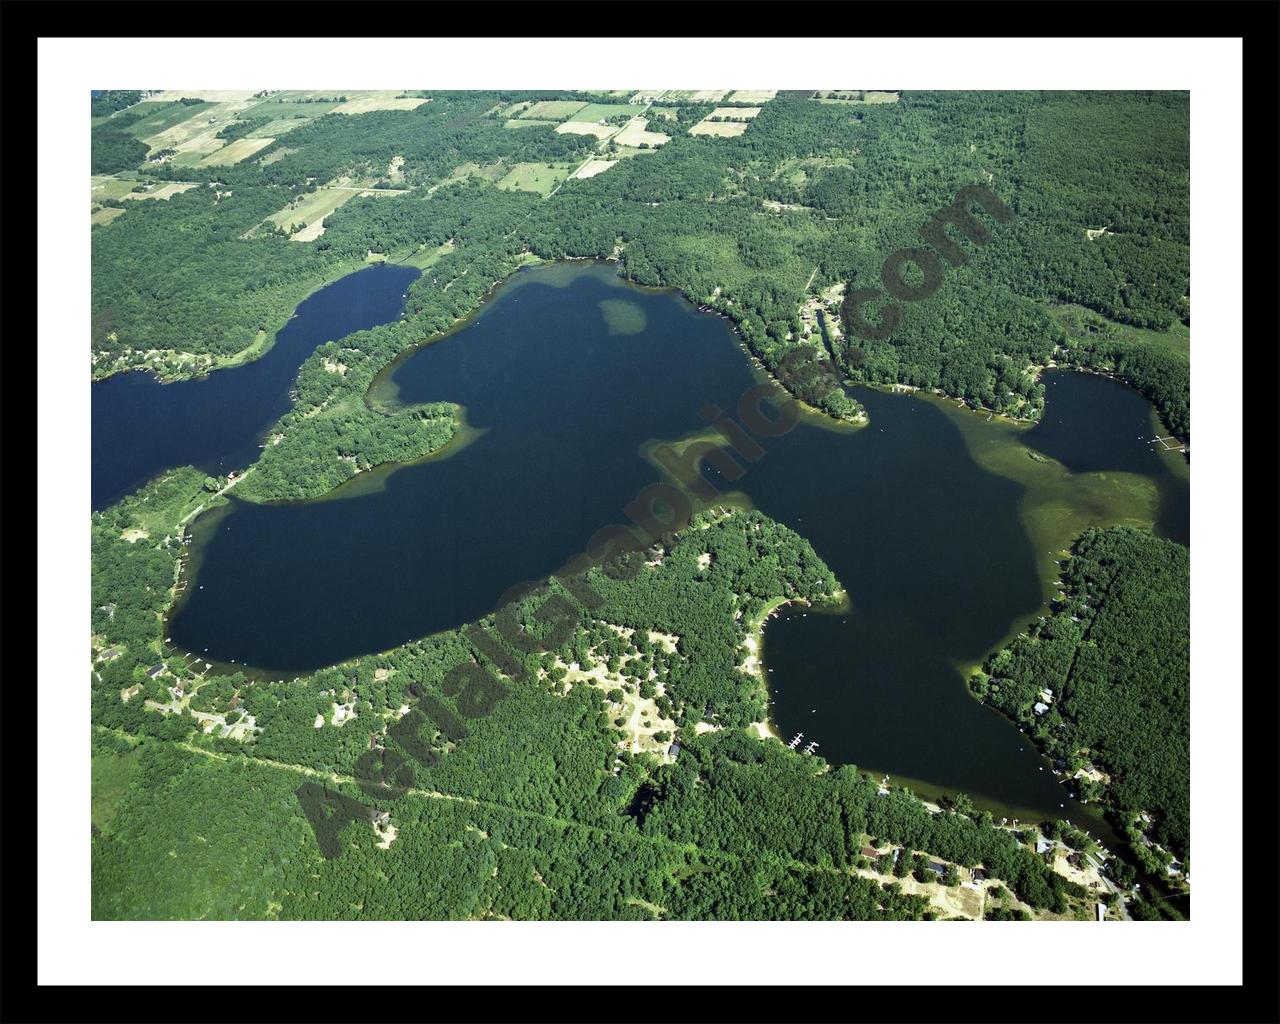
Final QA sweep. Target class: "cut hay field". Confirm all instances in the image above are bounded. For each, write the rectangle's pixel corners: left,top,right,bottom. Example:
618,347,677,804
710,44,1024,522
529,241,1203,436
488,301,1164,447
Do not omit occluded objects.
495,162,574,197
726,89,777,104
247,117,314,138
264,187,360,240
196,137,276,167
91,207,128,227
555,122,616,140
689,119,749,137
612,118,670,148
121,182,200,202
521,100,588,120
664,89,728,103
91,175,141,202
126,101,214,140
571,158,618,180
504,119,553,130
242,99,339,120
707,106,762,121
331,93,431,115
566,103,636,123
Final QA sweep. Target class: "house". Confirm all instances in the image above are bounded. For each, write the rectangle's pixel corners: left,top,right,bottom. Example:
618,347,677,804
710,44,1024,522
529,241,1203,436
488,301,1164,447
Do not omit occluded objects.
860,846,882,860
926,861,947,877
1035,837,1054,855
1039,688,1054,703
667,741,681,760
147,664,166,679
1096,902,1107,922
971,868,987,882
1033,701,1050,715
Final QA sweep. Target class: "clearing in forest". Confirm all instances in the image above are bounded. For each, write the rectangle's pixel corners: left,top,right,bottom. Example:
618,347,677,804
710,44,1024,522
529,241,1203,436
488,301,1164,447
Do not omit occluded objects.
264,187,360,240
707,106,762,121
521,100,589,120
196,137,276,167
495,162,574,196
726,89,777,104
331,92,431,115
689,119,749,137
612,117,670,148
565,103,636,123
572,159,618,180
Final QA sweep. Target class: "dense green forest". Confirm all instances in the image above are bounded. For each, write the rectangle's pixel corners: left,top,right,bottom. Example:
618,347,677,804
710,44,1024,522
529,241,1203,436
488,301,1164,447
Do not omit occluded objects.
91,89,1189,435
92,502,1094,920
970,527,1190,861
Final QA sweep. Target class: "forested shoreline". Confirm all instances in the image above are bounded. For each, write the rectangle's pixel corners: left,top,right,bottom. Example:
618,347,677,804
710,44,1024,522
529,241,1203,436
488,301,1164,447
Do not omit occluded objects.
970,527,1190,886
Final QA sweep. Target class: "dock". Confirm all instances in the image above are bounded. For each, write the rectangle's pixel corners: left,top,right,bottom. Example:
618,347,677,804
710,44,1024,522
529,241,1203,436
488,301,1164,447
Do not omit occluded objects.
787,732,804,749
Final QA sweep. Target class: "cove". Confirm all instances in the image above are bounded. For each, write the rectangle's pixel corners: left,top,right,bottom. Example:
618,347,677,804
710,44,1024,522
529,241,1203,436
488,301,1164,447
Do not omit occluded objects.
166,262,1188,827
91,263,420,511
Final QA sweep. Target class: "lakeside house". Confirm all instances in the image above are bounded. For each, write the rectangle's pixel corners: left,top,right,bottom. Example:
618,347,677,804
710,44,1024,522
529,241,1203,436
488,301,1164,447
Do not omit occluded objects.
147,664,166,679
1033,701,1050,715
1035,837,1054,855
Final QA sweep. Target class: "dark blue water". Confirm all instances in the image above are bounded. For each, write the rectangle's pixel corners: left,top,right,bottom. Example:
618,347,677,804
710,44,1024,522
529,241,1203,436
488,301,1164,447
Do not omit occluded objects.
91,263,420,510
156,263,1188,826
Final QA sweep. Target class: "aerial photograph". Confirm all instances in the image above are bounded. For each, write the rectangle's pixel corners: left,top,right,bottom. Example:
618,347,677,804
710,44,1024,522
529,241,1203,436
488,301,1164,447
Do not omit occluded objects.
80,81,1196,928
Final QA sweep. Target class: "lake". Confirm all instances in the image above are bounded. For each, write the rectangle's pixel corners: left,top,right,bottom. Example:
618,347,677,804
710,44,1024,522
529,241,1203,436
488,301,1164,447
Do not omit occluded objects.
142,261,1189,826
91,263,421,510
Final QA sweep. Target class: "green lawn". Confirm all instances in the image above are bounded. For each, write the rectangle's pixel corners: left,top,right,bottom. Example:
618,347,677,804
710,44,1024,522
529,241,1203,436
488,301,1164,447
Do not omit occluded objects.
495,162,574,197
1049,303,1190,359
566,103,638,123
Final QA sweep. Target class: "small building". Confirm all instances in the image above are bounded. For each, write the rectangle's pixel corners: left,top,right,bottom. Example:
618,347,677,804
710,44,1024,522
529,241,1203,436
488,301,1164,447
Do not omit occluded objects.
860,846,881,860
971,868,987,883
1096,902,1107,922
926,861,947,877
147,664,166,679
667,741,681,760
1033,701,1050,715
1035,837,1054,855
1039,688,1054,703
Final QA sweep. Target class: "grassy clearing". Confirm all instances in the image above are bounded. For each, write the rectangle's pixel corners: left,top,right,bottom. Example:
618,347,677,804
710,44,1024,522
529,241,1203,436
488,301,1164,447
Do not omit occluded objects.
196,137,276,167
91,206,128,227
566,103,636,123
504,118,553,130
726,89,777,104
264,187,360,239
522,100,589,120
91,175,140,202
243,98,339,120
1048,303,1191,359
664,89,728,103
613,117,670,147
125,101,214,140
708,106,761,121
814,90,901,104
434,161,506,188
248,117,313,137
648,107,681,121
495,162,574,197
690,120,749,137
92,743,144,833
398,239,456,269
572,158,618,180
121,181,200,202
331,93,431,115
554,122,616,140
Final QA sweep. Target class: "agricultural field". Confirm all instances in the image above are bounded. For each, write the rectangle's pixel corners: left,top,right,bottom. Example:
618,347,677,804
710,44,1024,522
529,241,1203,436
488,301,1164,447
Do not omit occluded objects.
495,161,574,196
246,117,315,138
196,137,276,167
555,121,616,140
706,106,762,121
90,206,128,227
726,89,777,104
566,103,637,123
813,90,901,104
241,98,340,120
331,93,431,115
432,161,507,189
90,175,141,202
612,117,670,148
663,89,729,103
521,100,588,120
505,119,553,130
571,158,618,180
125,101,214,140
121,181,200,202
689,119,750,137
263,187,360,240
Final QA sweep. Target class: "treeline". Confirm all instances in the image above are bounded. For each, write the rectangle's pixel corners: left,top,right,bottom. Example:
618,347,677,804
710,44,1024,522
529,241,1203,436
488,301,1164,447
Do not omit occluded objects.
91,90,144,118
970,527,1189,858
